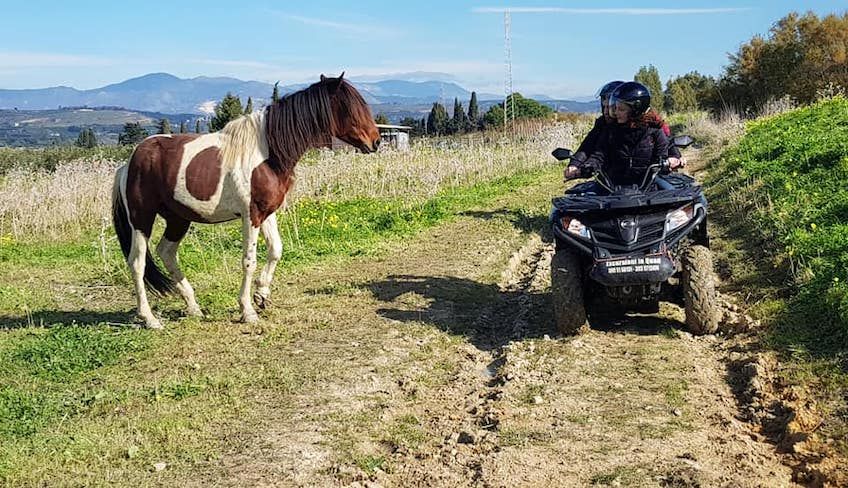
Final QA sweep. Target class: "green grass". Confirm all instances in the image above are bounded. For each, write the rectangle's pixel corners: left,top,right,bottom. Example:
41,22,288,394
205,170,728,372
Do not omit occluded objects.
709,96,848,355
706,96,848,457
0,163,560,486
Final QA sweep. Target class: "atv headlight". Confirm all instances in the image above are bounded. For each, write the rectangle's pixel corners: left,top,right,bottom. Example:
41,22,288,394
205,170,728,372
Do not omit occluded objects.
561,217,591,238
665,204,694,233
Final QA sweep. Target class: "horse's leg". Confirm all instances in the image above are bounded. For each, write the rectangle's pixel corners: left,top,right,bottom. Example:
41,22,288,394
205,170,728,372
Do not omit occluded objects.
239,217,262,323
128,227,162,329
157,217,203,317
253,212,282,310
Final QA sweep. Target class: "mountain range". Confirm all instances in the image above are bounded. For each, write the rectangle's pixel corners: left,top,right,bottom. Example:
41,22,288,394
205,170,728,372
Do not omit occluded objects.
0,73,596,115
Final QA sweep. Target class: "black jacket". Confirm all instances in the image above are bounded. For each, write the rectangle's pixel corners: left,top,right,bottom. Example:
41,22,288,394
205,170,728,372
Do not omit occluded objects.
573,122,672,185
571,116,680,172
572,116,606,163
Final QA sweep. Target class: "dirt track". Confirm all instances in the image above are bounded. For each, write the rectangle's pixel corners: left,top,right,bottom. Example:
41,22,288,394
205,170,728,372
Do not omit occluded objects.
175,175,802,487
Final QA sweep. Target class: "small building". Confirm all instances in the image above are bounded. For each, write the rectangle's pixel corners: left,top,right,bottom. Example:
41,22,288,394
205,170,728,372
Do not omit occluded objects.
375,124,412,151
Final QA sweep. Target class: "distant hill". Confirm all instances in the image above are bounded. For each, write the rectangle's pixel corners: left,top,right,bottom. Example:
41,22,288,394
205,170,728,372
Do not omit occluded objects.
0,107,199,146
0,72,587,116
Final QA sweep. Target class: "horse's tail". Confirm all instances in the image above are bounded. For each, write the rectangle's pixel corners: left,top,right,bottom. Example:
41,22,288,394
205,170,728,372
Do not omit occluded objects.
112,164,175,295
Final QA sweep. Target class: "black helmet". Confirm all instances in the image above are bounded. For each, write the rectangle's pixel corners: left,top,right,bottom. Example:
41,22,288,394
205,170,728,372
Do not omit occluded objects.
596,80,624,101
609,81,651,116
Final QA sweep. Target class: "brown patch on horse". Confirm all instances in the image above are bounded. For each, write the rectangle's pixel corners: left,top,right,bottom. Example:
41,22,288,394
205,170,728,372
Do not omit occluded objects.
249,160,295,227
126,134,216,231
185,146,222,201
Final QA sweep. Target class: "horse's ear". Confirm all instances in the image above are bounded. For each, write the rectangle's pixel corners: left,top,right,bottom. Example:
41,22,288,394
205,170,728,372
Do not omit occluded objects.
320,74,327,82
326,74,344,93
339,71,345,80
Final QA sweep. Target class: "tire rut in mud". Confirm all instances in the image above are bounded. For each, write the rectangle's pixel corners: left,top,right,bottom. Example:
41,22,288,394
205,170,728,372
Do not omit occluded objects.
426,235,556,484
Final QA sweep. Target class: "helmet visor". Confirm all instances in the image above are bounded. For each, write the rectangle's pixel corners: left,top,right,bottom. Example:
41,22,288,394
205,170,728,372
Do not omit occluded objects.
608,95,632,119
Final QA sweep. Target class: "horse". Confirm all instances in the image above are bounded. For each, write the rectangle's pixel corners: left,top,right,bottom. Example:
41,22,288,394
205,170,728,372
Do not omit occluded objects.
111,73,380,329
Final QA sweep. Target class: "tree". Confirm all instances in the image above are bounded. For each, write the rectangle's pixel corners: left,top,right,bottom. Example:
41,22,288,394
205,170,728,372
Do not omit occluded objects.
75,128,96,148
195,119,202,133
118,122,149,145
179,121,187,133
482,93,554,129
156,118,171,134
426,102,449,135
244,96,253,114
710,11,848,113
511,93,554,119
467,91,480,130
272,82,280,104
374,113,390,124
665,77,699,113
634,65,665,113
400,116,424,137
665,71,717,112
209,93,244,131
483,103,504,129
450,97,467,134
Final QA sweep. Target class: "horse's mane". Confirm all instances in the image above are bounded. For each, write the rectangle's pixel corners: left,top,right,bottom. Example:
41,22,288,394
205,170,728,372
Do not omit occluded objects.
264,78,370,173
219,111,264,169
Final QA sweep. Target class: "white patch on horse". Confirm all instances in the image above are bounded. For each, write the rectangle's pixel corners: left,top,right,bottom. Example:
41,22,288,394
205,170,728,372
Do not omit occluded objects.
171,119,268,223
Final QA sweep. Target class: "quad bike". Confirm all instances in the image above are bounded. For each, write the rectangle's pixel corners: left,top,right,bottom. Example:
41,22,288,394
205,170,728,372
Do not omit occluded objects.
549,136,721,335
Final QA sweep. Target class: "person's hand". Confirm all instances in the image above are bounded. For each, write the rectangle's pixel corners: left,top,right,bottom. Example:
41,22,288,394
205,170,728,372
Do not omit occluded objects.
564,165,581,181
668,157,685,170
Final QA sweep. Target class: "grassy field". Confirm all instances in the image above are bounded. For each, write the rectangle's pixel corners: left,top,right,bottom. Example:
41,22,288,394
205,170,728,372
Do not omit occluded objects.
0,122,582,486
701,96,848,458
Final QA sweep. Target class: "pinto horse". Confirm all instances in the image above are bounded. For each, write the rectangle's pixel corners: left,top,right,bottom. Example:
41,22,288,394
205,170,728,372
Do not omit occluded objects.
112,74,379,328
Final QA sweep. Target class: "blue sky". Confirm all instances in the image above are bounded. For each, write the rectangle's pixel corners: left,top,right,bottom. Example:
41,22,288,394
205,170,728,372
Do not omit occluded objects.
2,0,844,98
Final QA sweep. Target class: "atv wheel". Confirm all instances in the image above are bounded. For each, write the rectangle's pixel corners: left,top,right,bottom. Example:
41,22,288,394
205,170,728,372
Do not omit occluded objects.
682,245,720,335
551,248,587,335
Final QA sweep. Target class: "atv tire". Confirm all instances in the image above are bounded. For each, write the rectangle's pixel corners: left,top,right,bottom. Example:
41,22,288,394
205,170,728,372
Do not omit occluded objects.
682,245,720,335
551,248,588,335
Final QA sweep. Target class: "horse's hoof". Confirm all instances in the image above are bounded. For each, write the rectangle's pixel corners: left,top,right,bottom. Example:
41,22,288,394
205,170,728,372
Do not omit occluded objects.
241,312,260,324
253,292,270,310
145,319,164,330
186,307,204,318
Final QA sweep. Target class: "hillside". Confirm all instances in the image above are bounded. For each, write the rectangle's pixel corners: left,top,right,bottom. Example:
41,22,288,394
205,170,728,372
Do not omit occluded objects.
0,107,200,146
699,97,848,484
0,73,503,115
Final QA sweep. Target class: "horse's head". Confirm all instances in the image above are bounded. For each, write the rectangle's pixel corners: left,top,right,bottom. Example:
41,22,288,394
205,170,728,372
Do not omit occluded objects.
320,73,381,153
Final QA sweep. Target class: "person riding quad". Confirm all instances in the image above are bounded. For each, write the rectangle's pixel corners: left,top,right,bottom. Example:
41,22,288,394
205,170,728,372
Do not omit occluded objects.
565,81,682,185
568,80,624,164
565,81,684,182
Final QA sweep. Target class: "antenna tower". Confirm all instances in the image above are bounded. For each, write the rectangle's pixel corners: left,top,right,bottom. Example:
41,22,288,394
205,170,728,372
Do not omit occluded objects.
503,10,515,131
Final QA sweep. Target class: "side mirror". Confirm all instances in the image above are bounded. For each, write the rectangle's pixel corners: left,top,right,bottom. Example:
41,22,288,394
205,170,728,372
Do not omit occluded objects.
672,135,694,148
552,148,572,161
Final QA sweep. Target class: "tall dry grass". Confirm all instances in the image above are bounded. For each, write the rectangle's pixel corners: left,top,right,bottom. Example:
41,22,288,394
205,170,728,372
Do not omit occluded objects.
0,121,587,242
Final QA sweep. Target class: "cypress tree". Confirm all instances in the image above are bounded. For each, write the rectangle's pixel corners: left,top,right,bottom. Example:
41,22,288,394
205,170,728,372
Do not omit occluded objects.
451,97,467,134
157,118,172,134
75,128,96,148
179,121,187,133
272,82,280,103
426,102,449,135
195,119,201,133
86,128,97,147
467,92,479,130
244,96,253,114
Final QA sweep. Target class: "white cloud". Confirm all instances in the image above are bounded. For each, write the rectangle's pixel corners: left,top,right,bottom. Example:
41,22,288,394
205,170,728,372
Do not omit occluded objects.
473,7,750,15
271,12,397,37
0,51,112,68
190,59,280,70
